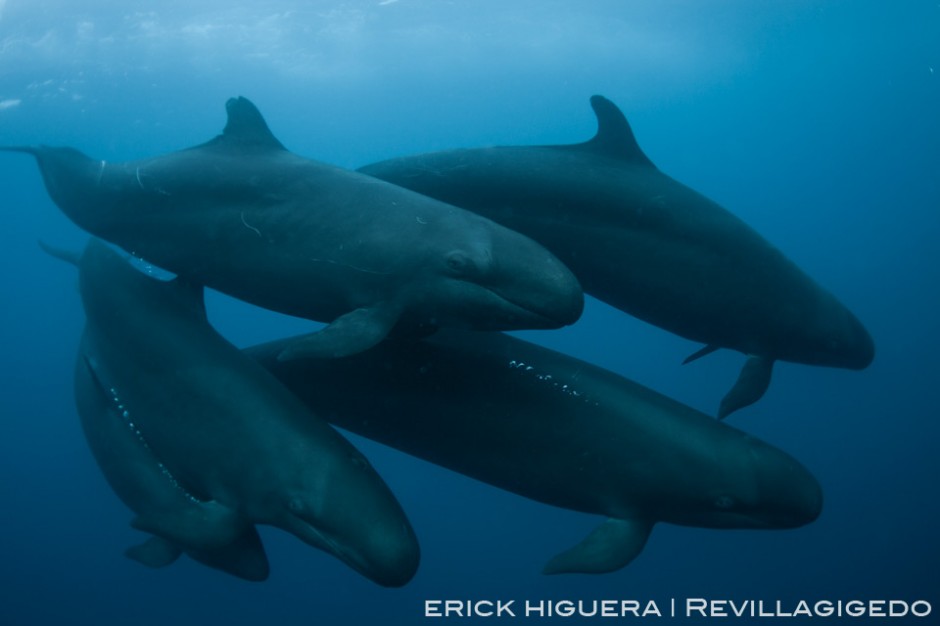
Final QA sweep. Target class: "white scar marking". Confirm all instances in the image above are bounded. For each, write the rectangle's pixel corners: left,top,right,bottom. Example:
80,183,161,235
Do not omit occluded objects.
416,216,428,224
308,256,392,275
105,381,200,503
96,160,106,185
507,359,594,404
135,167,144,190
240,211,262,238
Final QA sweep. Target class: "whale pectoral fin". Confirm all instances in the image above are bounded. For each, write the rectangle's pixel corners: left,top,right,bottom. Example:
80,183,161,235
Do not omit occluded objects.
125,536,183,568
277,304,401,361
130,501,245,550
718,356,775,419
128,523,269,580
188,526,270,582
682,343,720,365
542,517,653,575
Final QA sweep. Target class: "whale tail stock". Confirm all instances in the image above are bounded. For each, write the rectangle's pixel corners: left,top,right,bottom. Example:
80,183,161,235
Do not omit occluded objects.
2,144,113,235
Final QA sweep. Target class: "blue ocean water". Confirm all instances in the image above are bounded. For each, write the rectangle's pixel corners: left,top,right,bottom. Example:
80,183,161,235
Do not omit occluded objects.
0,1,937,624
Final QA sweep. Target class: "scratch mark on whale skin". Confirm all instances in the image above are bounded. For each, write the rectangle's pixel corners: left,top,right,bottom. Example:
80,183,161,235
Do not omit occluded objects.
94,360,202,504
507,358,596,405
240,211,263,238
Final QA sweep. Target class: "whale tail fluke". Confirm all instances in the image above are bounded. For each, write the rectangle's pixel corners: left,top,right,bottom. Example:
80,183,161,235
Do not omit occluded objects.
0,145,42,156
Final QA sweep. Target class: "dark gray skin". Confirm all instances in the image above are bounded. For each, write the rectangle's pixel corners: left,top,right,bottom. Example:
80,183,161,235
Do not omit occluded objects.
358,96,875,417
54,239,420,587
3,97,583,360
72,331,270,581
248,329,823,574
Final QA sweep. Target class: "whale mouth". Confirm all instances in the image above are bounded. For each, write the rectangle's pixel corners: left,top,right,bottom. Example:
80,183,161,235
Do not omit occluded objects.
745,446,824,529
843,322,875,370
495,287,584,328
487,259,585,329
285,511,370,574
283,510,415,587
439,235,584,329
454,279,583,330
484,292,575,329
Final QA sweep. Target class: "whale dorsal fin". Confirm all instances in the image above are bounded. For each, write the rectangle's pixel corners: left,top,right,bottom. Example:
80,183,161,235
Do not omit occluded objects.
216,97,286,151
565,95,655,168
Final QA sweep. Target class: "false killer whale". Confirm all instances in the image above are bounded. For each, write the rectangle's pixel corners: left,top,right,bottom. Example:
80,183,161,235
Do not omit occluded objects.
72,330,271,581
248,329,823,574
48,239,420,586
4,97,583,360
358,95,874,417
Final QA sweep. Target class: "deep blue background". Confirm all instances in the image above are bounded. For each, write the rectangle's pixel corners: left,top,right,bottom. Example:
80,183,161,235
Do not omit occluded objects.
1,1,937,624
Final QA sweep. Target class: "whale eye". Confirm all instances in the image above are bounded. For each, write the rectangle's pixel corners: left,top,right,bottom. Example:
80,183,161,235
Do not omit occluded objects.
713,495,736,510
444,251,477,277
288,496,305,513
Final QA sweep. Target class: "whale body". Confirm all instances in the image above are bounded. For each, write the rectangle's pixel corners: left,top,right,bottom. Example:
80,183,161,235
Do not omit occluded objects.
358,96,874,417
73,337,271,581
5,97,583,360
52,239,420,586
248,329,823,573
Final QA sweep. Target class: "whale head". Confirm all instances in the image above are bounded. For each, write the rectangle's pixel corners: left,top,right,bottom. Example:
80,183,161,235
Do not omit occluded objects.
405,212,584,333
655,430,822,531
799,294,875,370
739,439,824,529
272,444,420,588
